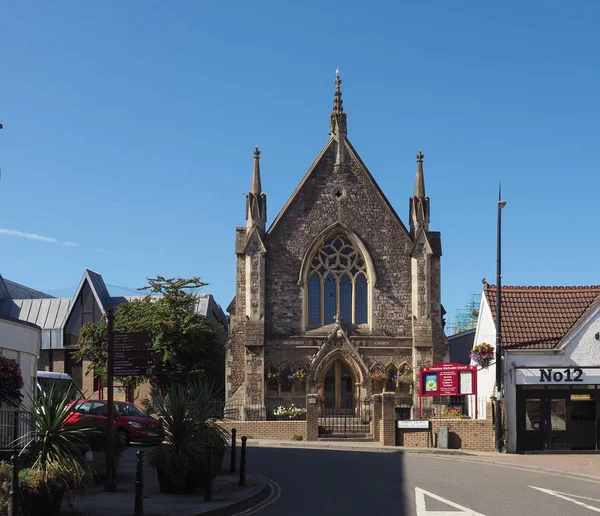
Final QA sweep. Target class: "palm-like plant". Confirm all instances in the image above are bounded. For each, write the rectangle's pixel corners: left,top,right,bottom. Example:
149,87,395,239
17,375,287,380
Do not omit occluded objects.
147,376,230,493
14,385,97,492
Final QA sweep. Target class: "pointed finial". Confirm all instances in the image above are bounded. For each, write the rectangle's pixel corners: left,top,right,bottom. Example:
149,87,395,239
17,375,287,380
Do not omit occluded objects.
333,68,343,114
417,150,424,163
251,146,262,195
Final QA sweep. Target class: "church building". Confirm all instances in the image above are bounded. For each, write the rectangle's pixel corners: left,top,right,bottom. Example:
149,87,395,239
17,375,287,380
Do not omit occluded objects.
226,72,448,417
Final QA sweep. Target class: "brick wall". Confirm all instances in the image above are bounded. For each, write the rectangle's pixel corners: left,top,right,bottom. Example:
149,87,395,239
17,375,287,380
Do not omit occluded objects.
216,420,307,441
397,418,494,452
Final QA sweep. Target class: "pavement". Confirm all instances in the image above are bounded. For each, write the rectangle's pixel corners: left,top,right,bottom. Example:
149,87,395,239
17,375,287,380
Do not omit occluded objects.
62,445,270,516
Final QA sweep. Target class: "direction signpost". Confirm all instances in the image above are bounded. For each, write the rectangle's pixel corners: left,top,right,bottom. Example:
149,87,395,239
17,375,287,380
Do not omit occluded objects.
104,324,154,492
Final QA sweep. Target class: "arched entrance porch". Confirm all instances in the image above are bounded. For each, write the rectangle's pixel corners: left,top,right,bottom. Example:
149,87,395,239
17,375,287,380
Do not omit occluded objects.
322,359,355,414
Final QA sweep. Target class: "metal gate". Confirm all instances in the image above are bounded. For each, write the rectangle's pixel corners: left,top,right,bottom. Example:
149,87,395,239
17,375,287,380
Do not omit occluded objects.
319,399,371,438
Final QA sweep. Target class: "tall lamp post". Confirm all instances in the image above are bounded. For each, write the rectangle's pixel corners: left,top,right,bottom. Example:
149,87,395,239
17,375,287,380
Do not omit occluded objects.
495,185,507,452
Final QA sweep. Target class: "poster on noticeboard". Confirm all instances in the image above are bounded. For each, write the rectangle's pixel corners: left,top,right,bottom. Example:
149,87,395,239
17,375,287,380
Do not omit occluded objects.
425,374,437,392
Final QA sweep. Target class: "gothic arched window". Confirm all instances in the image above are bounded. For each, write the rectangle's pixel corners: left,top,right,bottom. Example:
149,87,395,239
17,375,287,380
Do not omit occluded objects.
306,234,369,326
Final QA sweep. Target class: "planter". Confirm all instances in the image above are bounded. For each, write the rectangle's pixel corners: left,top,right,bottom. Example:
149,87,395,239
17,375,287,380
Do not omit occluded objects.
197,447,225,489
20,486,65,516
156,463,198,494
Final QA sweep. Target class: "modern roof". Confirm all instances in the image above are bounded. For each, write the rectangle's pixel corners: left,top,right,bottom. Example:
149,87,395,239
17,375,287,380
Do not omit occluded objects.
483,283,600,350
0,274,53,300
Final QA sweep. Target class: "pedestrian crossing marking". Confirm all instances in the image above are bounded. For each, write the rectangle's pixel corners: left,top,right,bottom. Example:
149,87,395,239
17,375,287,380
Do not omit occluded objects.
415,487,487,516
529,486,600,513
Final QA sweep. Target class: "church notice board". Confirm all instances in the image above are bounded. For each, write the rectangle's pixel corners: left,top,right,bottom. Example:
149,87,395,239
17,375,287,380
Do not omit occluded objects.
419,362,477,397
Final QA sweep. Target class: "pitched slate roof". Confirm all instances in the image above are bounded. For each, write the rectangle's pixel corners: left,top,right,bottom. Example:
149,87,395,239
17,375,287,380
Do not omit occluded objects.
0,274,53,300
484,284,600,350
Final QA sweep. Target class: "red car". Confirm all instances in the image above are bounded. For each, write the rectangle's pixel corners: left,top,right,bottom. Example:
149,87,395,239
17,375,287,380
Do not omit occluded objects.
65,400,164,445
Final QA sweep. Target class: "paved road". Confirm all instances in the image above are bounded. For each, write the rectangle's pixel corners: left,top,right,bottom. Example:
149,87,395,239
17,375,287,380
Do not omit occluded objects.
243,448,600,516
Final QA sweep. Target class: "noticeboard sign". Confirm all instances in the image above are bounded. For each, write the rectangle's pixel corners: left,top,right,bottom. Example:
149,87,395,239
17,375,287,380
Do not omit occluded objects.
419,362,477,397
113,331,154,377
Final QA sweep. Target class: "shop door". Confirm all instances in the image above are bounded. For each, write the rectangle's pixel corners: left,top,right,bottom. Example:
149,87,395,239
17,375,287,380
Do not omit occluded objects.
519,396,545,451
517,391,569,451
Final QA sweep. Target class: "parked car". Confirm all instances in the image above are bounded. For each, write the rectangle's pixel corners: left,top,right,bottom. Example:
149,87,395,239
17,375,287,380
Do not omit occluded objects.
65,400,164,445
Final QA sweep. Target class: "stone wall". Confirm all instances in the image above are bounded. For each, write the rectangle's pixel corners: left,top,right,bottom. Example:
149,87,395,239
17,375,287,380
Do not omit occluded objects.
265,142,414,337
397,418,495,452
216,420,307,441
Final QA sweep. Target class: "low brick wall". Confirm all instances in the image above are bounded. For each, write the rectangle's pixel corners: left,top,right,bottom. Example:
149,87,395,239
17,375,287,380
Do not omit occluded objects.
398,418,494,452
216,420,307,441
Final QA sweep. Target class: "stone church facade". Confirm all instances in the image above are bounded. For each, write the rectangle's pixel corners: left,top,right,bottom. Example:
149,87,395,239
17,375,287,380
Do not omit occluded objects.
226,73,448,417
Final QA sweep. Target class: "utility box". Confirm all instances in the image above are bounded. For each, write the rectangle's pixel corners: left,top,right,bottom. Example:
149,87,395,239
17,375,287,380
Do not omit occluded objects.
439,426,449,449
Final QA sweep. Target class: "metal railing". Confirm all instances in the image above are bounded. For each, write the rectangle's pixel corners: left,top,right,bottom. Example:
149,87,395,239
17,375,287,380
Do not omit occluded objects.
0,408,34,449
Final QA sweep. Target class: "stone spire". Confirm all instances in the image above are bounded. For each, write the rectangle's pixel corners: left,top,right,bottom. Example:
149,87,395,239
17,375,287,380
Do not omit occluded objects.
246,146,266,231
330,69,347,138
409,150,430,235
251,146,262,195
330,69,347,168
414,150,425,197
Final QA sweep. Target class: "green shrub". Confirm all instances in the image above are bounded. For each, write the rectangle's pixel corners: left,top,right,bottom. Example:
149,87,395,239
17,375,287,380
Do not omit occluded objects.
291,434,303,441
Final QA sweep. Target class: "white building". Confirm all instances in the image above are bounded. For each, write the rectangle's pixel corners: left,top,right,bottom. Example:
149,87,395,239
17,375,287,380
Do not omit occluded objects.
0,315,41,410
471,281,600,453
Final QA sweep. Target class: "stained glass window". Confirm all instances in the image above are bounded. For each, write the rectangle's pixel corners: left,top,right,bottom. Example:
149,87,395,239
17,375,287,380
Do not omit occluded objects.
324,275,336,325
355,274,368,324
307,235,370,326
308,274,321,325
340,275,352,323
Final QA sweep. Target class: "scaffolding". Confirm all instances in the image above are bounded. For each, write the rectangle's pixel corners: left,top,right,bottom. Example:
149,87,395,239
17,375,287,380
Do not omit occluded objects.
446,293,481,336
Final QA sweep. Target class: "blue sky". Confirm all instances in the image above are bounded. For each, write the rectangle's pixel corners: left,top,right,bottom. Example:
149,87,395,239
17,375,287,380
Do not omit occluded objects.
1,1,599,332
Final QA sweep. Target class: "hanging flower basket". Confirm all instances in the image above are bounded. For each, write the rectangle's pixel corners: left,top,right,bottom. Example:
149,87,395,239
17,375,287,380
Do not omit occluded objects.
265,371,280,383
0,353,24,406
397,370,413,386
369,369,387,383
288,369,308,382
470,343,495,368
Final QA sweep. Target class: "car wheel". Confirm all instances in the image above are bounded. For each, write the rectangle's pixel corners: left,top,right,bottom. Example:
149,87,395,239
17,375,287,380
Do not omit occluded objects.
117,428,129,446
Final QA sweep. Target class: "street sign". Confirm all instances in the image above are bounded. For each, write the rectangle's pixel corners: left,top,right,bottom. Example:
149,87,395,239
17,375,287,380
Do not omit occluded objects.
113,331,154,377
114,331,153,350
397,420,429,429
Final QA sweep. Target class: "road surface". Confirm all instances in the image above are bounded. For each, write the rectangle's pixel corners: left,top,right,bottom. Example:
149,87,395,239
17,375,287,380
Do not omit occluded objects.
241,447,600,516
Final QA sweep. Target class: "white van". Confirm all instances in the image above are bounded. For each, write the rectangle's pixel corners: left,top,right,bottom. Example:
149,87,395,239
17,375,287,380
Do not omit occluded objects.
36,371,83,400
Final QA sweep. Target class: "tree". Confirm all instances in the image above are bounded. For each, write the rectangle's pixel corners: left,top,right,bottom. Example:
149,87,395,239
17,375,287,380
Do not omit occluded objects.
75,277,225,393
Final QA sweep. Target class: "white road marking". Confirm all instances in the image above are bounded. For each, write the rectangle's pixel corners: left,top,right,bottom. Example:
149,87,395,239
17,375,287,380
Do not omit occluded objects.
415,487,487,516
529,486,600,513
234,476,282,515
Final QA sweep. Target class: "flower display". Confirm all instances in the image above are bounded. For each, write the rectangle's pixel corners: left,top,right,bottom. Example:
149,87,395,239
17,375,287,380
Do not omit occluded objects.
369,369,387,383
433,406,470,419
272,405,307,420
0,353,24,405
266,370,280,382
397,370,413,386
288,369,308,382
470,343,495,368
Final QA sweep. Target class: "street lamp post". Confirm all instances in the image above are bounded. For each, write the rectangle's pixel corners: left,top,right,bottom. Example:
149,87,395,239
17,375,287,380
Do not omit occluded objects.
495,185,507,452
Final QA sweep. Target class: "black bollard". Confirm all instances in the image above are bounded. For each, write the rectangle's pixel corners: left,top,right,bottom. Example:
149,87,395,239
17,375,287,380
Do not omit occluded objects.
134,450,144,516
9,454,18,516
204,444,213,502
230,428,237,474
239,436,247,486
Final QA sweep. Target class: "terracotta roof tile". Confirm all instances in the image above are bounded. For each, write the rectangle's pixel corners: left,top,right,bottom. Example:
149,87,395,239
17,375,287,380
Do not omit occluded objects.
484,284,600,350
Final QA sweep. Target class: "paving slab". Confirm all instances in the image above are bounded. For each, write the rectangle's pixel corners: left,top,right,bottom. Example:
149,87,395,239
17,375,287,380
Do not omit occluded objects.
62,445,269,516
